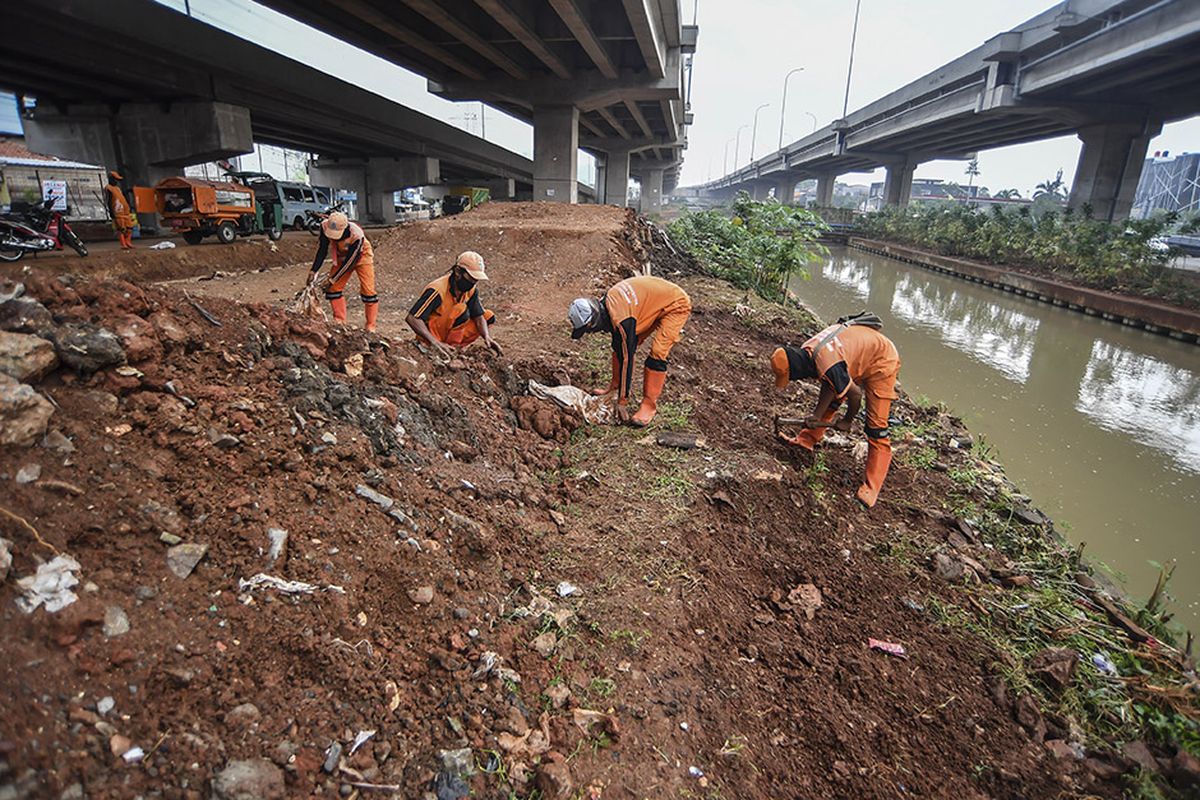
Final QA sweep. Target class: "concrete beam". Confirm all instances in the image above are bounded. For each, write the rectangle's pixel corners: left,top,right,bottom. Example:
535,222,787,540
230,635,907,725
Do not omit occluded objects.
329,0,486,81
533,105,579,203
547,0,618,79
399,0,528,80
310,156,441,224
622,0,667,79
472,0,572,79
1068,119,1161,222
581,134,680,154
638,168,665,213
624,99,654,138
430,68,681,111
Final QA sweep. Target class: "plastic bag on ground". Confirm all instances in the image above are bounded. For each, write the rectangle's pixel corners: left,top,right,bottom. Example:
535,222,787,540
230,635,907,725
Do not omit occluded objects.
528,379,615,425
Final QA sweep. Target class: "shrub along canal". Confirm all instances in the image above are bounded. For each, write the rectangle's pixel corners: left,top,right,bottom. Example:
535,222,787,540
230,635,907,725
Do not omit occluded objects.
790,245,1200,629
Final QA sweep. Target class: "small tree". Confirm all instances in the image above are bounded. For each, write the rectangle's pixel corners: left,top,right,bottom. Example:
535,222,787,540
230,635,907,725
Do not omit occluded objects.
964,158,981,200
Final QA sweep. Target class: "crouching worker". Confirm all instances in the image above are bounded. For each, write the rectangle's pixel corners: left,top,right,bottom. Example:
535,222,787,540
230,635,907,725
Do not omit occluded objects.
405,251,502,360
770,312,900,508
307,212,378,331
568,276,691,427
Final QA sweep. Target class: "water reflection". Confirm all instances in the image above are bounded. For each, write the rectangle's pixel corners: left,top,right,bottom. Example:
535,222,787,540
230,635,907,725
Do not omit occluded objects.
1077,341,1200,474
887,273,1041,385
795,248,1200,626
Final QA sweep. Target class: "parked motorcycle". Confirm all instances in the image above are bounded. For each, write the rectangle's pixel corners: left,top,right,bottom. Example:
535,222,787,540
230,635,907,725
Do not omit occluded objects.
9,198,89,257
0,217,57,263
303,200,347,236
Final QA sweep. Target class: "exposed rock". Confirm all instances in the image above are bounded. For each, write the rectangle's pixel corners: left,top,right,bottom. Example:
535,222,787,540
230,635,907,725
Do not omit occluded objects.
166,543,208,578
0,331,58,382
546,683,571,709
211,759,285,800
0,372,55,447
1014,694,1046,742
535,751,573,799
1029,648,1078,692
15,463,41,484
0,293,54,334
50,323,126,374
531,631,558,658
42,429,75,453
408,585,434,604
226,703,261,728
1045,739,1080,760
931,552,965,582
0,536,12,582
1012,506,1048,526
1122,741,1162,774
1170,748,1200,790
208,428,241,449
112,314,163,363
148,310,194,350
102,606,130,637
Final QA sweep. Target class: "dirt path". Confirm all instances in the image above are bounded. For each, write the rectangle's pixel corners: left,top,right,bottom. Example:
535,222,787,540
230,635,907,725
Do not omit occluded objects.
0,204,1131,798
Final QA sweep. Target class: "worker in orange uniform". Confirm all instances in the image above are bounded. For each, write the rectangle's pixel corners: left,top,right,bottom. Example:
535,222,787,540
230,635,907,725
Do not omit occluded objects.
405,251,502,360
307,211,378,332
770,312,901,508
104,171,136,250
568,275,692,427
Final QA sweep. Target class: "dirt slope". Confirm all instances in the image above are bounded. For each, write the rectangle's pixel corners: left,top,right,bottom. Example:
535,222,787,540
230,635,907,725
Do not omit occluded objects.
0,203,1124,798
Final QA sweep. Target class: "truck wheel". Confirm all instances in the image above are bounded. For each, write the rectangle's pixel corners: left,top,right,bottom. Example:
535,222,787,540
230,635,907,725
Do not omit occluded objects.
293,216,305,231
182,230,204,245
216,221,237,244
267,226,283,242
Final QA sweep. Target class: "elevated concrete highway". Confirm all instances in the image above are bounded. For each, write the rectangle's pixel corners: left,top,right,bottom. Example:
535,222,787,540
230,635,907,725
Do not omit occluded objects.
259,0,698,208
0,0,601,223
693,0,1200,221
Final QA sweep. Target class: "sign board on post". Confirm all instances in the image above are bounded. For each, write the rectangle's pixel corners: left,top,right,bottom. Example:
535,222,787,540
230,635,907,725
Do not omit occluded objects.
41,179,68,211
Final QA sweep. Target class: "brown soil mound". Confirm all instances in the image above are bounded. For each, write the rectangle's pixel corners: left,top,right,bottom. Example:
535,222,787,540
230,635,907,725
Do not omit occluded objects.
1,203,1122,798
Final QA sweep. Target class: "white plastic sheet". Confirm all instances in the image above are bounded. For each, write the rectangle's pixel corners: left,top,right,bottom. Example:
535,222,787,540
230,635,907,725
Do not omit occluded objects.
527,380,615,424
15,555,81,613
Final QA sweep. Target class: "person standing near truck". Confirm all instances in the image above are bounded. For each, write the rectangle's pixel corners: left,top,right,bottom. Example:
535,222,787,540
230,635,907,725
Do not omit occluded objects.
104,171,136,250
307,211,378,332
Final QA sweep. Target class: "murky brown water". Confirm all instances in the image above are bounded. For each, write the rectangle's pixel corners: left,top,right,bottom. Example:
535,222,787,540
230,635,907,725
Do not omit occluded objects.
790,247,1200,630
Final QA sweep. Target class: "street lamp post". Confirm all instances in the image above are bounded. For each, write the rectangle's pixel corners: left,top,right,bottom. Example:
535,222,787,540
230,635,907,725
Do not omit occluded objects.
842,0,863,119
778,67,805,149
803,111,819,132
733,124,749,169
750,103,770,161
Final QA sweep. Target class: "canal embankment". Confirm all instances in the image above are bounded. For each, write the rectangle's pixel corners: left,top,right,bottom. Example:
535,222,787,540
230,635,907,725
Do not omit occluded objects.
849,237,1200,343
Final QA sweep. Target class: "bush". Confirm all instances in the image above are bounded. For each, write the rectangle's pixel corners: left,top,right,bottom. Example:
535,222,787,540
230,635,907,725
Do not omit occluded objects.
667,191,828,302
858,204,1200,309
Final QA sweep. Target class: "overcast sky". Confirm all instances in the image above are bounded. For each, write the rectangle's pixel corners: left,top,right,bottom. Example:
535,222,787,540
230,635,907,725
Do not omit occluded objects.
160,0,1199,196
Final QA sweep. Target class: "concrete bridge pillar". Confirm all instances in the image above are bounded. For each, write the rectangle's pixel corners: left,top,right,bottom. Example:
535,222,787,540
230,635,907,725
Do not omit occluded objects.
310,157,440,224
751,182,774,202
1068,121,1161,222
533,105,580,203
815,174,837,207
639,169,665,213
604,149,632,207
775,177,797,204
883,160,917,208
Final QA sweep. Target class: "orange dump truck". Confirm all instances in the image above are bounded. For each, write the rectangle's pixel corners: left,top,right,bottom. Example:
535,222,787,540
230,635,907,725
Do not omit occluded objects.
153,176,282,245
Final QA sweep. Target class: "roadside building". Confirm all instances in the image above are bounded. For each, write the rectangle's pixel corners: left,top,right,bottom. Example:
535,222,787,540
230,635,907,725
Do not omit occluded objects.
1132,151,1200,219
0,136,108,220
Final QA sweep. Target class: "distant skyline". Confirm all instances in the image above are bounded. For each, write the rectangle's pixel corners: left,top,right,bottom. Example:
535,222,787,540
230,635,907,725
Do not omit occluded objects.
45,2,1200,196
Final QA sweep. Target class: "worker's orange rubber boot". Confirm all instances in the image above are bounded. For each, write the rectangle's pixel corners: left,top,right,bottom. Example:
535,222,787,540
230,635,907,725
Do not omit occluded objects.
856,437,892,508
329,296,348,324
594,353,620,396
631,367,666,427
363,302,378,332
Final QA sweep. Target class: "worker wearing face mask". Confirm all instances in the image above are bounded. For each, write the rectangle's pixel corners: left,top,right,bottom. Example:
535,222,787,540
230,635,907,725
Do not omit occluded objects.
405,251,502,360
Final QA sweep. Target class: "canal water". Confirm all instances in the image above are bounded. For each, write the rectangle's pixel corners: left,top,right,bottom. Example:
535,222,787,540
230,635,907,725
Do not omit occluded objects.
790,246,1200,630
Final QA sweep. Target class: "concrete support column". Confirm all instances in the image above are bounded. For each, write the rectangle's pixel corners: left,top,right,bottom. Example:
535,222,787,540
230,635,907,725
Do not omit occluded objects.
533,105,579,203
640,169,665,213
604,149,631,207
1068,121,1161,222
883,160,917,208
311,157,439,224
815,174,836,207
775,177,796,204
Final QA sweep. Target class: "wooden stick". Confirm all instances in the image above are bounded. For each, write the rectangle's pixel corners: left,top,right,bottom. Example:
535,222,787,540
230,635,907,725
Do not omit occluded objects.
0,505,59,556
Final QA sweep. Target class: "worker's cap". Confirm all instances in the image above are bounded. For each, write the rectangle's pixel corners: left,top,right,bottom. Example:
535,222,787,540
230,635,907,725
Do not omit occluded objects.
109,170,123,181
770,345,815,388
455,251,488,281
321,211,349,238
568,297,600,339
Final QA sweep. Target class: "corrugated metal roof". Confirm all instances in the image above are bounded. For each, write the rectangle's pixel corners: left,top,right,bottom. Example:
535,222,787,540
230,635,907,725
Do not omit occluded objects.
0,156,103,170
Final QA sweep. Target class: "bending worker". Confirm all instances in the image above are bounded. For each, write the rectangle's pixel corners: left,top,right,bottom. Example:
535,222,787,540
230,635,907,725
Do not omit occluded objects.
104,171,135,251
307,211,378,332
405,251,502,360
568,275,691,427
770,312,900,508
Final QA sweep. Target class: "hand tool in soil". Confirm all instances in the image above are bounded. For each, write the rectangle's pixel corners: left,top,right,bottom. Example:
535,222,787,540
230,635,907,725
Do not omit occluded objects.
774,415,838,436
